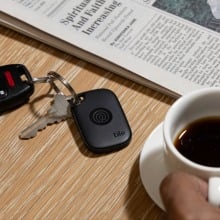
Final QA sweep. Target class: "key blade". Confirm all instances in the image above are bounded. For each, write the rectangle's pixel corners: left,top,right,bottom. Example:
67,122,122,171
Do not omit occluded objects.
19,94,71,139
19,117,48,139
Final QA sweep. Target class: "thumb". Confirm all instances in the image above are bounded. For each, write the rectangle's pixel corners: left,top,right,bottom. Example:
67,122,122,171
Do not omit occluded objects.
160,171,220,220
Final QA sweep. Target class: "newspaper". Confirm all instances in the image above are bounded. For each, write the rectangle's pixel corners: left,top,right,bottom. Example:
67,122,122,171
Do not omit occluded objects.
1,0,220,97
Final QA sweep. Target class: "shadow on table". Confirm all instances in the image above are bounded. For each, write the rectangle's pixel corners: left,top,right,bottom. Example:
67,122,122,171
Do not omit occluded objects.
125,156,166,220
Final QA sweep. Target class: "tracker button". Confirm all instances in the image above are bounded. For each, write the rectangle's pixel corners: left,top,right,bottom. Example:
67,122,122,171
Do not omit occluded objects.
90,108,112,125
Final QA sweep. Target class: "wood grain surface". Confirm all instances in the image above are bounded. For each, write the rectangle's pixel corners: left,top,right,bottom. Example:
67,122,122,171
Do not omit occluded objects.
0,26,175,219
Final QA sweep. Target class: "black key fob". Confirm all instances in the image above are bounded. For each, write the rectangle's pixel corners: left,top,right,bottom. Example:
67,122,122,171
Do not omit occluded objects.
0,64,34,113
70,89,132,153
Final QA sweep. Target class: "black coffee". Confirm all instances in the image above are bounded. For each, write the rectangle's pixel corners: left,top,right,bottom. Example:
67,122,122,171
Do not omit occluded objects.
174,117,220,167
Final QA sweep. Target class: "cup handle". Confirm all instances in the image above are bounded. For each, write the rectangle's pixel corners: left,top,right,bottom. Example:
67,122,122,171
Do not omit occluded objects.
208,177,220,207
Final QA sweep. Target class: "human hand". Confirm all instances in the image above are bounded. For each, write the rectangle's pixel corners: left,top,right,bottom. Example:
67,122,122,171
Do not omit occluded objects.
160,171,220,220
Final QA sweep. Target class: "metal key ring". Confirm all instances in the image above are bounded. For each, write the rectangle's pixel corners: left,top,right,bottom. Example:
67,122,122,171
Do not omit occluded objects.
47,71,80,104
32,76,52,84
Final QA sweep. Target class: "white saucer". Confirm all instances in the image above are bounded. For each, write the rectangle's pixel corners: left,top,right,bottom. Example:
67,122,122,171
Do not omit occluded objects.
139,123,170,211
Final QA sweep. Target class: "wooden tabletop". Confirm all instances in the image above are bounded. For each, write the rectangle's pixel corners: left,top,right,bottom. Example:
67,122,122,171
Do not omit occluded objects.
0,26,175,219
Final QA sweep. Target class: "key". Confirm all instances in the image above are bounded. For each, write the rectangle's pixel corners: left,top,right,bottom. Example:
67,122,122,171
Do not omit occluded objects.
0,64,34,113
69,88,132,153
19,94,71,139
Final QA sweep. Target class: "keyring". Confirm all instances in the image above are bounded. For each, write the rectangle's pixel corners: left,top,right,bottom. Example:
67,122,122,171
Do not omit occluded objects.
32,76,52,84
47,71,80,104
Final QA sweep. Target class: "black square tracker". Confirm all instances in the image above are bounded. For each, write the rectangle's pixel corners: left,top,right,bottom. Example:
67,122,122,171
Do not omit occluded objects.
70,89,132,153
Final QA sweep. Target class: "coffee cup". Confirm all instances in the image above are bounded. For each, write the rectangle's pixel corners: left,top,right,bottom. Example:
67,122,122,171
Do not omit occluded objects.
163,87,220,207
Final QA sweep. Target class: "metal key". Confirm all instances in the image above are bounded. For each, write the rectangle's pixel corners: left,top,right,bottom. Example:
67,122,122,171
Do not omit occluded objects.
19,94,71,139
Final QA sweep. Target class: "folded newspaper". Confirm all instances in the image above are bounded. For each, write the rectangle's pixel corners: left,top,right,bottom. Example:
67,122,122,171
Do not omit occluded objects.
1,0,220,97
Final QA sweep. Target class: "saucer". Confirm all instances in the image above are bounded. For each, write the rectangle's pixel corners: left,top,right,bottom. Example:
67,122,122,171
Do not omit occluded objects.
139,123,170,211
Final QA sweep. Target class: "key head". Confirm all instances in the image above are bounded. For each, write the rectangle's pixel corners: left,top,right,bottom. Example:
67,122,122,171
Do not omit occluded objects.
70,89,132,153
0,64,34,113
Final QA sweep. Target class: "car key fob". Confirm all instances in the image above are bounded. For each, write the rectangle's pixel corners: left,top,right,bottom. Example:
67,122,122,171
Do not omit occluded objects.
70,89,132,153
0,64,34,113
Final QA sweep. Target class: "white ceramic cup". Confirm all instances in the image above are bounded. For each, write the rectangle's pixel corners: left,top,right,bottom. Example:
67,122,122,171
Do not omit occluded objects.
163,87,220,207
